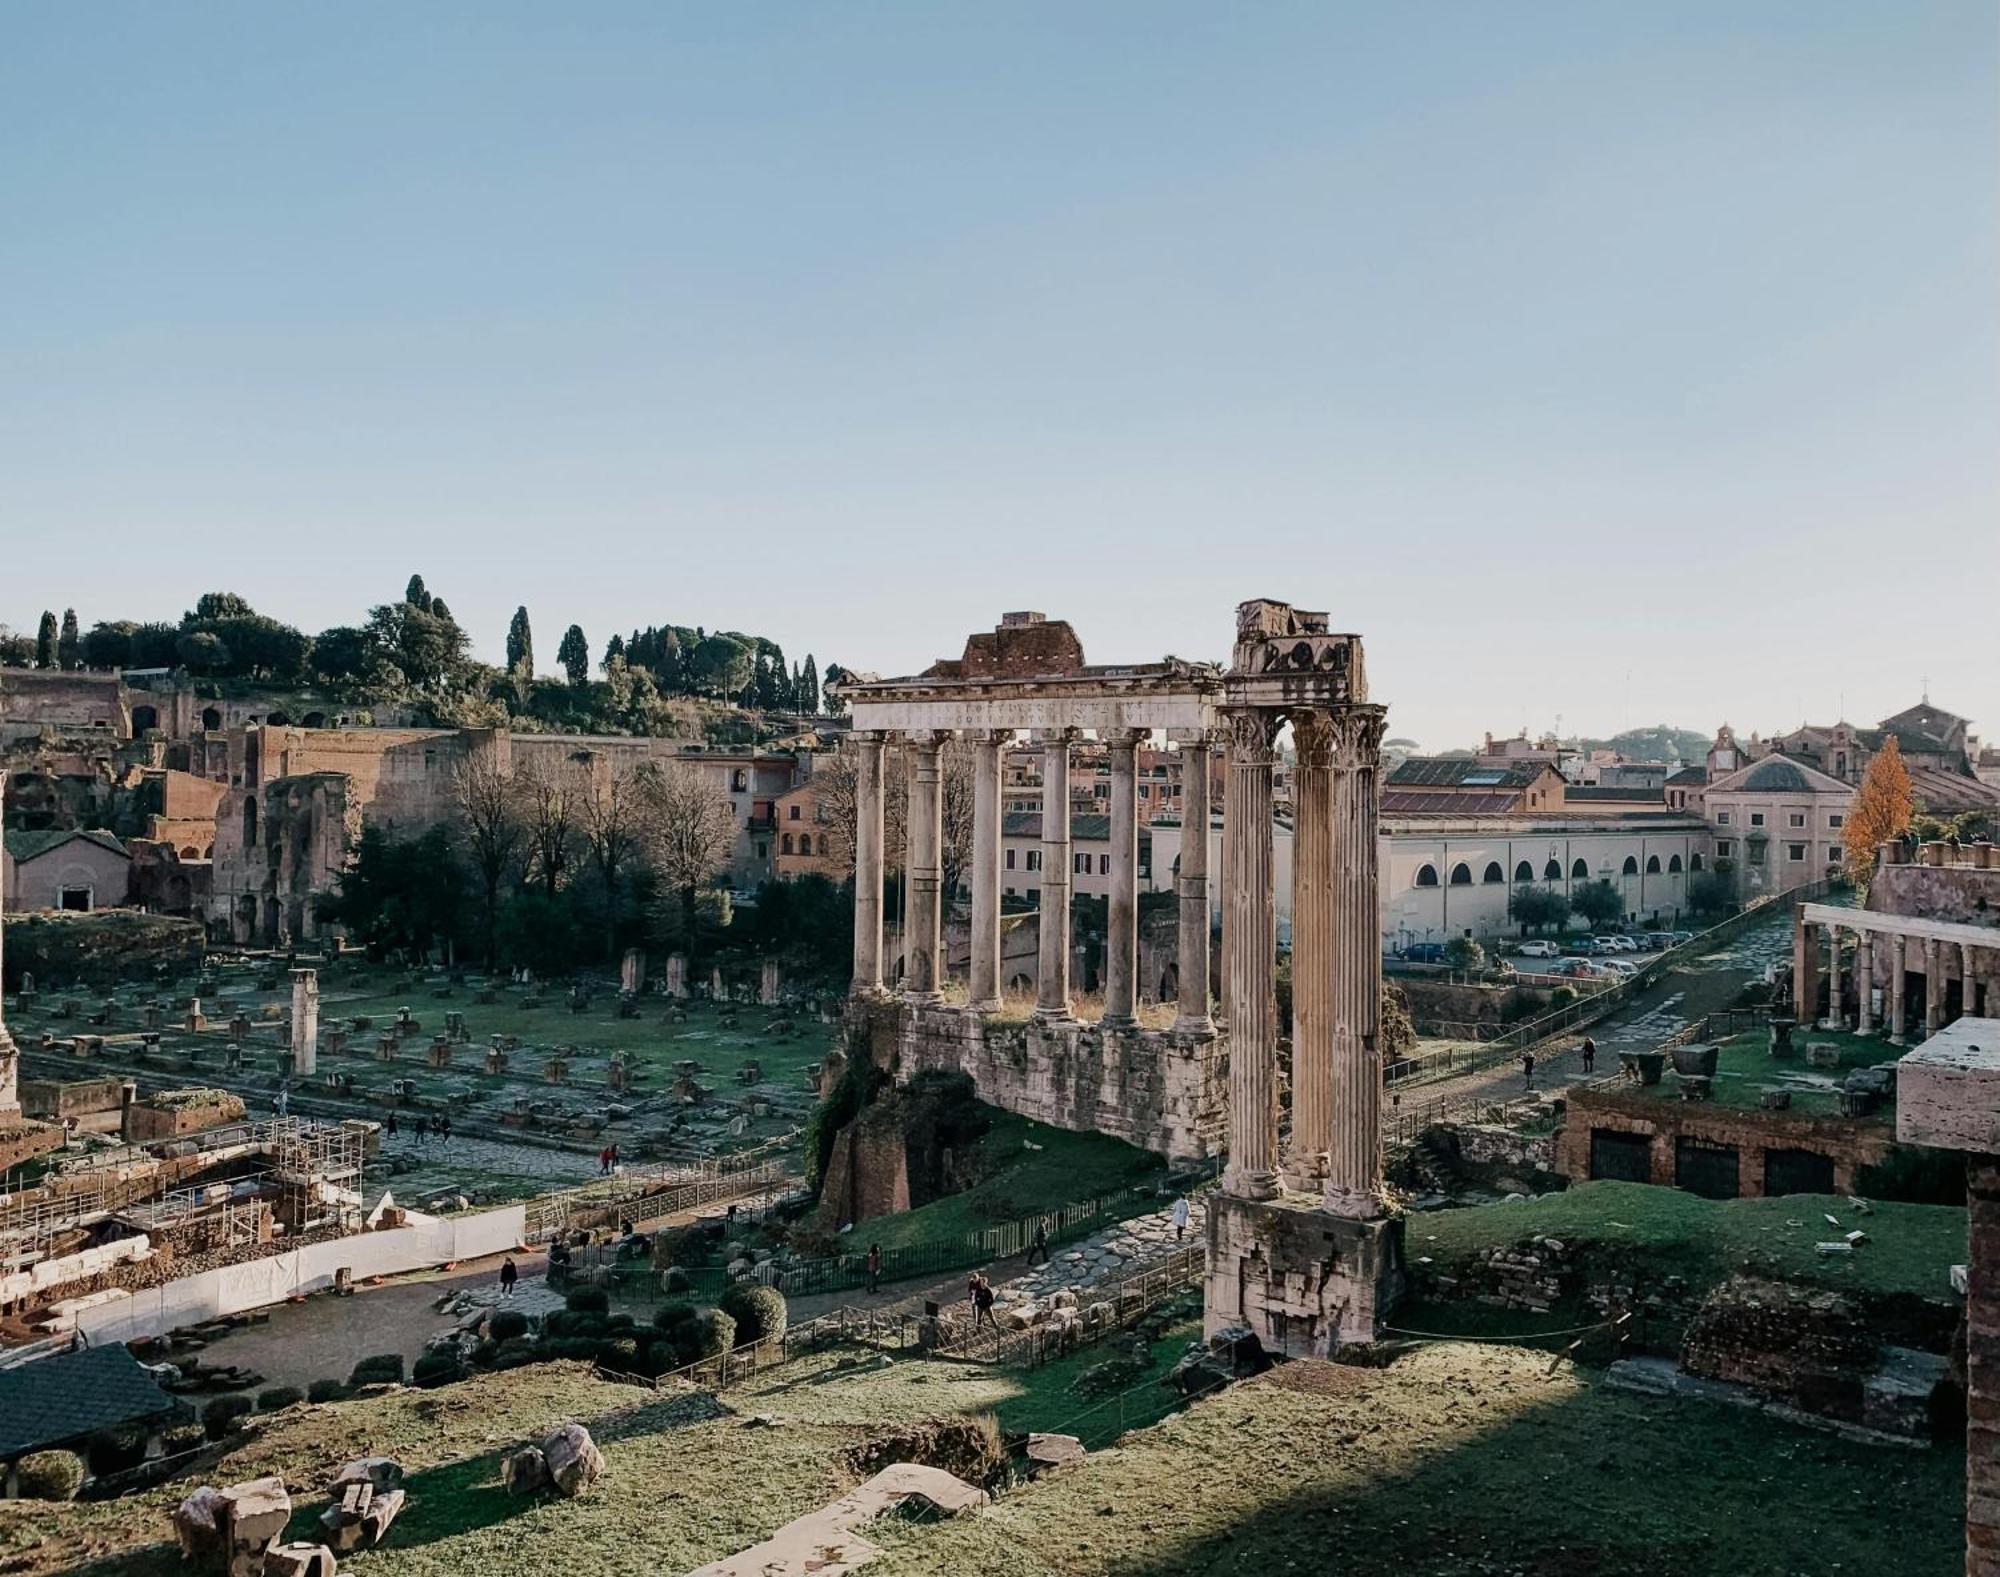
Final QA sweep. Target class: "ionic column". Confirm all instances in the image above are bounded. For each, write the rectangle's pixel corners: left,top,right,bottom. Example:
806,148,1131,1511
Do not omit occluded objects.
1856,931,1875,1035
1327,706,1388,1218
850,733,886,994
1222,707,1280,1200
1173,736,1215,1035
1285,711,1336,1191
905,732,945,1000
1103,731,1142,1028
1926,936,1944,1035
966,732,1005,1013
1036,729,1078,1018
1793,919,1819,1024
1889,932,1908,1043
1822,924,1843,1030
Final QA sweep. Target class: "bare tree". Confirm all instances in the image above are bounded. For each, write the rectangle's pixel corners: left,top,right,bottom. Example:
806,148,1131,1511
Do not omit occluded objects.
576,753,652,957
638,758,738,946
516,754,582,897
818,739,974,906
452,750,523,967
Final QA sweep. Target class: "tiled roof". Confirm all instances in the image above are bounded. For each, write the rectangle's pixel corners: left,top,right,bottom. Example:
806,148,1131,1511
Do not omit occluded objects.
1386,757,1548,789
1564,786,1667,804
0,1344,177,1460
1666,767,1707,785
1706,754,1853,797
2,828,129,863
1001,812,1112,841
1908,767,2000,815
1379,790,1527,816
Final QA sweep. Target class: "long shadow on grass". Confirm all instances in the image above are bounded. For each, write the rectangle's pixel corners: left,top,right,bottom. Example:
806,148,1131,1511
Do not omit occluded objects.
1076,1365,1966,1577
289,1452,523,1553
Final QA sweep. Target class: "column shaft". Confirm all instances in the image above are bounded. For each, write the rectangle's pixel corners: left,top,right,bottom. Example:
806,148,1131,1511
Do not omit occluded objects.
905,734,944,998
1823,925,1843,1029
1793,919,1819,1023
1104,733,1140,1026
1926,937,1943,1034
1965,942,1980,1022
1036,733,1075,1017
1889,932,1908,1042
850,734,886,993
1856,931,1875,1034
1223,709,1279,1199
1173,740,1215,1033
967,734,1004,1011
1286,713,1335,1189
1327,707,1387,1217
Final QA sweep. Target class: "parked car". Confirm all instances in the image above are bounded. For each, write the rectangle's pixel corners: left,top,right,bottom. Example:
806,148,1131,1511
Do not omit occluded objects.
1401,942,1447,964
1601,935,1638,953
1552,958,1604,978
1639,933,1677,952
1596,958,1640,978
1516,940,1561,959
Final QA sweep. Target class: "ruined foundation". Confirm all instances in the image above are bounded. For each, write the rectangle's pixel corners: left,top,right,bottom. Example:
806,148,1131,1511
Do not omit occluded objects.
1203,1191,1405,1354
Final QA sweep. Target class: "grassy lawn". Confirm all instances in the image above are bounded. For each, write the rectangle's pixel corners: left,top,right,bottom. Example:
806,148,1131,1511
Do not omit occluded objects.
1625,1028,1898,1115
866,1341,1965,1577
1407,1180,1965,1302
858,1111,1169,1252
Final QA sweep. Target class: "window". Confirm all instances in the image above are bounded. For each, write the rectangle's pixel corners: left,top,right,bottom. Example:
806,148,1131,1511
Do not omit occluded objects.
1828,845,1844,864
1716,840,1732,858
1482,861,1505,884
1514,860,1535,883
1571,858,1590,880
1544,858,1563,881
1717,812,1731,826
1414,864,1439,888
799,835,812,855
1006,848,1016,870
732,770,747,791
1690,852,1705,871
1075,852,1089,875
58,886,92,911
1027,850,1041,872
789,804,800,820
1829,814,1844,829
1749,842,1766,866
781,834,794,854
1749,812,1765,827
755,843,766,859
1646,855,1662,874
1668,854,1683,873
1787,843,1806,862
1449,862,1473,886
1621,856,1639,876
1099,854,1110,875
1788,813,1805,828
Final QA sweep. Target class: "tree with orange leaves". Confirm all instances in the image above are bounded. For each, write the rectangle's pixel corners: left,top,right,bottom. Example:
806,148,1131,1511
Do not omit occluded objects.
1844,736,1913,886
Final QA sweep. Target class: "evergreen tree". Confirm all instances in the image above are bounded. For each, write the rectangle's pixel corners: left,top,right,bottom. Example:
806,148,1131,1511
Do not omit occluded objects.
405,574,433,612
430,596,452,622
505,606,535,676
34,611,57,669
744,651,769,708
762,644,788,709
800,654,820,713
57,609,80,670
604,632,627,670
557,624,591,686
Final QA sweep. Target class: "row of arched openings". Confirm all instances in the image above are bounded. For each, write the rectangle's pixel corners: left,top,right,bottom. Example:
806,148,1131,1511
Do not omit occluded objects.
1414,851,1700,889
781,833,815,855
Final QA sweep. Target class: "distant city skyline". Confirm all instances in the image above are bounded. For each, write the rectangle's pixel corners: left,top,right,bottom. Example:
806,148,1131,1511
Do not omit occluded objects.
3,3,1993,748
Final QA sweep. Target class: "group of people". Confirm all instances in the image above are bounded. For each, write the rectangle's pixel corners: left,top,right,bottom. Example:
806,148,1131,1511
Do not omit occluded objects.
1520,1035,1596,1090
384,1112,452,1145
596,1143,622,1175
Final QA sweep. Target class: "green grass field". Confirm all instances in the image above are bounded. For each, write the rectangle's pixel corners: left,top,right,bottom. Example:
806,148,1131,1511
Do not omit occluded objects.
1627,1028,1898,1114
855,1111,1169,1252
1408,1180,1965,1302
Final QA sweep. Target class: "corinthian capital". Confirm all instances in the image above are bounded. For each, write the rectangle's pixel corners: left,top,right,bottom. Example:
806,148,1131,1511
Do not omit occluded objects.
1331,705,1390,770
1224,707,1282,764
1291,711,1337,771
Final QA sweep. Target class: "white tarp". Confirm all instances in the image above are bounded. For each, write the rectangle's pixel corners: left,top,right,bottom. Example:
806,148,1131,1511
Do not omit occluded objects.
74,1204,526,1347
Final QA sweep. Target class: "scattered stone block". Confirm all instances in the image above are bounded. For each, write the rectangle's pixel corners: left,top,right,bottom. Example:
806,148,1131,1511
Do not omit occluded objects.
541,1423,603,1497
263,1544,335,1577
501,1446,548,1497
1023,1433,1085,1477
1804,1042,1842,1070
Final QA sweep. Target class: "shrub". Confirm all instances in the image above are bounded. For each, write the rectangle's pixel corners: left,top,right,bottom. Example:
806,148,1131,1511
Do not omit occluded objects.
844,1414,1003,1484
685,1308,736,1363
86,1427,149,1477
488,1309,531,1342
16,1451,84,1502
661,1265,691,1294
202,1395,254,1440
720,1284,788,1347
564,1284,610,1315
412,1349,467,1388
597,1335,642,1371
257,1386,305,1413
468,1339,500,1369
306,1379,348,1404
492,1336,541,1370
162,1421,207,1455
606,1312,637,1331
652,1300,698,1335
542,1310,609,1340
633,1335,677,1378
537,1336,601,1364
348,1353,405,1388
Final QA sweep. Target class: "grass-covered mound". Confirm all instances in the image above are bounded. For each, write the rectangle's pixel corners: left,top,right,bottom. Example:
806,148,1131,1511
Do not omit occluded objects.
1407,1180,1965,1304
866,1342,1965,1577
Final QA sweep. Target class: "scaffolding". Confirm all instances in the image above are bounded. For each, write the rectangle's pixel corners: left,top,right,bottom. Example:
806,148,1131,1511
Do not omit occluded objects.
266,1117,366,1233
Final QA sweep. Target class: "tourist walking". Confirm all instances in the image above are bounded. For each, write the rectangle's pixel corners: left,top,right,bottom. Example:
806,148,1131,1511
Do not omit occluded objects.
973,1275,998,1331
1026,1219,1050,1266
866,1243,883,1293
1172,1195,1191,1243
385,1113,398,1138
1521,1050,1536,1090
499,1256,518,1299
1580,1036,1597,1075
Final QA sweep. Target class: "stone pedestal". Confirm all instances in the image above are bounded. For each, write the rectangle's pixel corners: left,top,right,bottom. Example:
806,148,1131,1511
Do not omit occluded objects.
1202,1190,1404,1354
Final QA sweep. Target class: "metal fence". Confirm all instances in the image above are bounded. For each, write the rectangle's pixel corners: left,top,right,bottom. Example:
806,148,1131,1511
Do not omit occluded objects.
524,1156,790,1240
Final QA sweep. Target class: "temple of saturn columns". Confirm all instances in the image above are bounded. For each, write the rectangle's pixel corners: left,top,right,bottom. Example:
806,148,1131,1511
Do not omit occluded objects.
840,599,1402,1348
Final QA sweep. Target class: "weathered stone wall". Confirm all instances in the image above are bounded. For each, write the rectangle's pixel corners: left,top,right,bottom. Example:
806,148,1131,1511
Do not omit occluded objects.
1869,863,2000,930
0,669,128,740
1557,1085,1898,1198
857,998,1225,1162
1203,1193,1404,1353
1397,979,1553,1036
19,1075,131,1129
1,909,204,989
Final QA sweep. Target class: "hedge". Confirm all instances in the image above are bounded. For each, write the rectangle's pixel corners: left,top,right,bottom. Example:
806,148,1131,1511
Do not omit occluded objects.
348,1353,405,1387
720,1284,788,1346
16,1451,84,1502
203,1395,253,1440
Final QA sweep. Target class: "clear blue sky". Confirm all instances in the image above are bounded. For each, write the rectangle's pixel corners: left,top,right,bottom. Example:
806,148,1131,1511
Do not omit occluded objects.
3,3,1994,750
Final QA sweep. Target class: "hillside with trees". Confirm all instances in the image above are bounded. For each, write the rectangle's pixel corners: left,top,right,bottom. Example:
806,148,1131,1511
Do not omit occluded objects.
0,578,845,741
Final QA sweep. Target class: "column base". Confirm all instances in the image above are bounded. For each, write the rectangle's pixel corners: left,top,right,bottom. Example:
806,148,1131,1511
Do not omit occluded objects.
1223,1165,1280,1201
1204,1192,1404,1354
1033,1003,1075,1023
1098,1013,1137,1033
1279,1156,1327,1196
1321,1184,1380,1220
1170,1015,1216,1040
965,997,1002,1016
